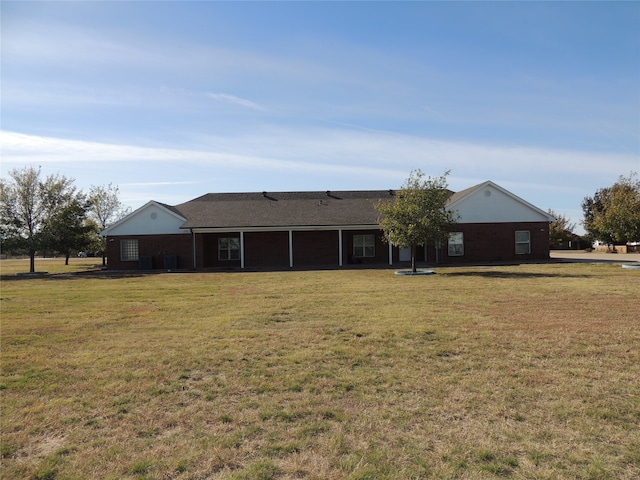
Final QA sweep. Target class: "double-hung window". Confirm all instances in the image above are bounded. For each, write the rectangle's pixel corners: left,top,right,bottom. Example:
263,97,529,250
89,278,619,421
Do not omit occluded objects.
353,234,375,258
120,239,139,261
515,231,531,255
218,238,240,260
448,232,464,256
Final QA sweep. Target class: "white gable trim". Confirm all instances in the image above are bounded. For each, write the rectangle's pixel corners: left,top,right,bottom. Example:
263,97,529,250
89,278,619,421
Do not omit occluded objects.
447,181,555,224
100,201,188,236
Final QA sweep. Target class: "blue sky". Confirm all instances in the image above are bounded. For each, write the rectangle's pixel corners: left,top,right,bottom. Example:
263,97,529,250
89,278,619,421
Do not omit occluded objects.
2,1,639,233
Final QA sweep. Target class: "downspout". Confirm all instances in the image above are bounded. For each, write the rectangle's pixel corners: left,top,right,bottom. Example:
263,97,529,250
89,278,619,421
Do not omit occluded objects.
338,229,343,267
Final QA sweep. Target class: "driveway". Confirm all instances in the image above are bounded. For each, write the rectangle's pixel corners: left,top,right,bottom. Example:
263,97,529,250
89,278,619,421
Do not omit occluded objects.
550,251,640,264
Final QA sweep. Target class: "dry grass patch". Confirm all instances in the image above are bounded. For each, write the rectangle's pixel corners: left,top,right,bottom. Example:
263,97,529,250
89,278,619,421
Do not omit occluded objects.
1,260,639,479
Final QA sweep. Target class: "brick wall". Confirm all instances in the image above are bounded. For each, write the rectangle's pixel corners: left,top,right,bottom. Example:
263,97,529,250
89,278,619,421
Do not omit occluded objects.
437,222,550,264
107,222,550,270
292,231,339,265
245,231,289,267
106,234,192,270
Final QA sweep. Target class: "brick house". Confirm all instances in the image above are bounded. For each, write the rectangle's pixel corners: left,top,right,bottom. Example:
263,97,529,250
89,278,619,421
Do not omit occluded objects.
101,181,554,270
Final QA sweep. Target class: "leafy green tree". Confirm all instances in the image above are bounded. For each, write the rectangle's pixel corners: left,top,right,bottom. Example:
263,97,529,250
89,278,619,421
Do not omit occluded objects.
42,195,97,265
548,209,576,248
84,218,106,254
88,183,131,266
0,166,76,272
582,173,640,246
376,170,457,272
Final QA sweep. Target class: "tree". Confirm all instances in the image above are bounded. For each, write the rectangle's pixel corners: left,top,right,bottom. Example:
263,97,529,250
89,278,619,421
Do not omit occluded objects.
548,209,576,248
376,169,457,272
582,173,640,246
42,195,97,265
0,166,77,272
88,183,131,266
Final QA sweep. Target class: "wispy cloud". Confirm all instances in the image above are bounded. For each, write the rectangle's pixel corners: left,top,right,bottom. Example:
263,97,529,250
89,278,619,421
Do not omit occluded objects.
2,128,637,235
206,93,266,111
121,181,200,187
2,18,335,87
3,129,637,188
0,130,396,178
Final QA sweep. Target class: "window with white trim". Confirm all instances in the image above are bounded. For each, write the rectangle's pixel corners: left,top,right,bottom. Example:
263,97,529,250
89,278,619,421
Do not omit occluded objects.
120,239,139,261
218,237,240,260
515,230,531,254
353,234,375,257
448,232,464,256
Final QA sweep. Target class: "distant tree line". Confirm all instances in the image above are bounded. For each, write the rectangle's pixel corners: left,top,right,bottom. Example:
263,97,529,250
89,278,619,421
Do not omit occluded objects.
0,166,130,272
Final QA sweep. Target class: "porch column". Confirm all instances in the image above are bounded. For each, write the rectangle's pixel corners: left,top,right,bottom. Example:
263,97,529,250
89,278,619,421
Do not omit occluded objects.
338,229,343,267
388,241,393,266
240,231,245,269
288,230,294,268
191,229,197,269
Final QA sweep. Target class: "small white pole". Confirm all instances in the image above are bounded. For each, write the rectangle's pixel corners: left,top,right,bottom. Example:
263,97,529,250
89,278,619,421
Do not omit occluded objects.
240,231,245,269
289,230,294,268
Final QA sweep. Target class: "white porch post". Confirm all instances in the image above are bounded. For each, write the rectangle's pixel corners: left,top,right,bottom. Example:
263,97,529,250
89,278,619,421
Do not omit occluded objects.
338,229,343,267
388,241,393,266
288,230,294,268
240,231,245,269
191,229,197,269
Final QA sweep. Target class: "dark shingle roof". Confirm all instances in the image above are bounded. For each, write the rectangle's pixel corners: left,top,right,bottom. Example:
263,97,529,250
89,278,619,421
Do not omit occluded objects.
445,184,477,206
176,190,397,229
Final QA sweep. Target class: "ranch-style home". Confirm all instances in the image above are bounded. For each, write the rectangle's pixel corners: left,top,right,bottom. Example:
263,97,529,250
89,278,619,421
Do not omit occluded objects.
101,181,554,271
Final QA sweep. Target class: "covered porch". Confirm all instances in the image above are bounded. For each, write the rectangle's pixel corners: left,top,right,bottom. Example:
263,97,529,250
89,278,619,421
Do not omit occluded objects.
191,227,396,270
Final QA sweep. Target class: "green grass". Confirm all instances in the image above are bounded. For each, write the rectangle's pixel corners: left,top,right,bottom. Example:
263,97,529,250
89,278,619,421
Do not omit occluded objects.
1,259,639,479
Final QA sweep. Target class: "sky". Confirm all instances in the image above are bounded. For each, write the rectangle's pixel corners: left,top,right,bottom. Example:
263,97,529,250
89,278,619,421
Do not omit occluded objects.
2,1,639,234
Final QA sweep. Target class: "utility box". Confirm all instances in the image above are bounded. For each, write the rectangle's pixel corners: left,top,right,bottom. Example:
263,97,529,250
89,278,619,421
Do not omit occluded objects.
163,255,178,270
139,256,154,270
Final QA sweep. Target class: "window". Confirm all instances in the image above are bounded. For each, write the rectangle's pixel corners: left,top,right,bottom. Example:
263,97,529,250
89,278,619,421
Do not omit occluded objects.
515,230,531,254
120,239,139,261
353,234,375,257
448,232,464,256
218,237,240,260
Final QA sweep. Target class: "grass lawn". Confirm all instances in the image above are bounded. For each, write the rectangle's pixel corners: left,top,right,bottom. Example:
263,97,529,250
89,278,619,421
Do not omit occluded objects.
1,259,639,479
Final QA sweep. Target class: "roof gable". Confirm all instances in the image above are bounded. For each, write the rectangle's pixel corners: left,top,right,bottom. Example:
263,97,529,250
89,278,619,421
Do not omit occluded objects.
100,201,188,236
446,181,554,223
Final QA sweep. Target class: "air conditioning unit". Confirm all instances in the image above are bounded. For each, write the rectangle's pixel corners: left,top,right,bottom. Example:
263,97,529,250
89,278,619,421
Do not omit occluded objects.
163,255,178,270
138,256,154,270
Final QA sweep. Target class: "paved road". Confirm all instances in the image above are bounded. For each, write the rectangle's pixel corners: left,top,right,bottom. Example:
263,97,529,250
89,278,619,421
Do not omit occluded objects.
550,251,640,264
